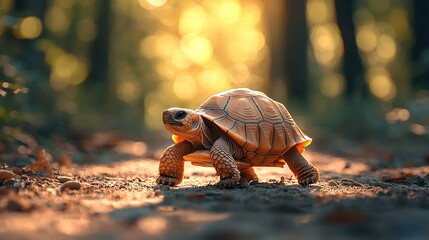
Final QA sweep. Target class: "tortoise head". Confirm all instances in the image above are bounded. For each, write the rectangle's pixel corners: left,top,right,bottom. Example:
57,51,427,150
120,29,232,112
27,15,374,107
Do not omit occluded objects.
162,108,201,136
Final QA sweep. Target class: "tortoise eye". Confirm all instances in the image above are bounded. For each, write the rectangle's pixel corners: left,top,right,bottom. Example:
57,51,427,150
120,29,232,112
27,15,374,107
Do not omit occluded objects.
174,111,187,120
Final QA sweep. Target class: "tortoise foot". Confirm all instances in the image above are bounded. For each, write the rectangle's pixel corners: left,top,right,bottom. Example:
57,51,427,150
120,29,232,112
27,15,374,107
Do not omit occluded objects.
239,167,259,184
156,175,181,186
216,174,240,189
297,164,320,186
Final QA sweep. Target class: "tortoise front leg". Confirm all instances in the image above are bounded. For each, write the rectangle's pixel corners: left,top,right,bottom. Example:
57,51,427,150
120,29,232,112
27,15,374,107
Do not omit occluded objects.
283,146,319,186
210,137,240,188
156,141,193,186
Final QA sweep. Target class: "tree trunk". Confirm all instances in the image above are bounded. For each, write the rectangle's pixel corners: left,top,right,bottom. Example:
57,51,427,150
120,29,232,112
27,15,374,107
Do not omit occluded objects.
334,0,366,100
411,0,429,90
284,0,309,105
266,0,309,105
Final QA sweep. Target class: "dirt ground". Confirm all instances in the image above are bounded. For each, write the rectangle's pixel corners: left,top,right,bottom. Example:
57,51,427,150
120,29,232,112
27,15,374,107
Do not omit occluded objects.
1,144,429,240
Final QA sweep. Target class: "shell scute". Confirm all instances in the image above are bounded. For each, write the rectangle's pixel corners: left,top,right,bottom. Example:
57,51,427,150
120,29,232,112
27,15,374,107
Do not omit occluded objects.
227,121,246,146
271,124,288,154
252,96,284,124
256,121,273,154
213,116,235,131
225,97,262,123
243,123,259,152
275,101,294,125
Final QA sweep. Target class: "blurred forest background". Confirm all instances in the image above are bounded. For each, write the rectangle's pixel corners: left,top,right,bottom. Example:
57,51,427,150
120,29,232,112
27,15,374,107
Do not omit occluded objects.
0,0,428,159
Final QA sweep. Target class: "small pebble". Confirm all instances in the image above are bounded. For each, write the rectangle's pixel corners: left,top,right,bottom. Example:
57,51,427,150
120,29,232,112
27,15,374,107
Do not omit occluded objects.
154,189,162,197
58,176,73,183
328,180,339,187
60,181,81,191
280,176,285,183
341,178,364,187
0,170,15,181
3,179,22,190
344,162,351,169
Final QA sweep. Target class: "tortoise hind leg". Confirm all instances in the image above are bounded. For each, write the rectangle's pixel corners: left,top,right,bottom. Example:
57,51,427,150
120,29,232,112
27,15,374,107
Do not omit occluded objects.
239,166,259,184
283,146,319,186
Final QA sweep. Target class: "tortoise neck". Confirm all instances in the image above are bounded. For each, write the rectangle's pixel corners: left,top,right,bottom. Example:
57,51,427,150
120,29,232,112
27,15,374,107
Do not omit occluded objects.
182,116,214,149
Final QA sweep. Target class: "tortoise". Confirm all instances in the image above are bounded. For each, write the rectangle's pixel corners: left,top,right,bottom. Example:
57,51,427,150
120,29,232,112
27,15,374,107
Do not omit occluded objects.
156,88,319,188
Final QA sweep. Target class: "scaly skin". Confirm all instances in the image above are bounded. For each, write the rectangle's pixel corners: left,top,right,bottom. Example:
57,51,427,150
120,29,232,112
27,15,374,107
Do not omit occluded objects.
283,146,319,186
156,141,193,186
210,137,240,188
239,166,259,183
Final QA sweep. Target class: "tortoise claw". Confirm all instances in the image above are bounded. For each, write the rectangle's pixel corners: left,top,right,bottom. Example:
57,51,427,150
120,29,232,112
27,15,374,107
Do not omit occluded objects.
239,179,249,189
156,175,180,186
297,164,320,186
216,174,240,189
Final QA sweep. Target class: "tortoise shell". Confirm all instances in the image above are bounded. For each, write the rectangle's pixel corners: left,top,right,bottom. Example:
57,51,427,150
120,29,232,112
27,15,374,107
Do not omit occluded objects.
189,88,312,167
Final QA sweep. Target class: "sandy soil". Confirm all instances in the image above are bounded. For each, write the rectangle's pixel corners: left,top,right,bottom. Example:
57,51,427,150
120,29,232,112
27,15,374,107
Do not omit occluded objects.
1,150,429,240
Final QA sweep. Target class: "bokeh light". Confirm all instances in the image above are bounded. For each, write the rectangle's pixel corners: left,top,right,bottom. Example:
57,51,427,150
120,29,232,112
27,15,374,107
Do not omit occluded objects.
179,5,207,35
319,74,345,98
356,24,378,53
173,74,197,100
306,0,331,25
353,0,412,102
49,53,88,91
117,81,142,104
213,0,242,24
14,16,43,39
45,6,70,33
132,0,268,129
307,0,344,98
180,34,213,65
367,68,396,101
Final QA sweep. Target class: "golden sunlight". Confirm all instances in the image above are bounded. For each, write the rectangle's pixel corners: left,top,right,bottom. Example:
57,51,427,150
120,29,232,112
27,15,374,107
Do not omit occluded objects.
319,74,345,98
138,0,268,129
180,34,213,65
367,68,396,101
356,24,378,53
147,0,167,8
50,53,83,90
45,6,70,33
376,35,396,60
213,0,242,24
310,24,342,68
306,0,332,25
307,0,343,71
14,16,42,39
179,5,207,35
173,73,197,100
117,81,142,103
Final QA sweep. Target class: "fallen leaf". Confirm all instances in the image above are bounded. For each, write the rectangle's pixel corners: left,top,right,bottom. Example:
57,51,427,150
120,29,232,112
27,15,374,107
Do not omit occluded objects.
0,170,15,181
26,149,52,177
